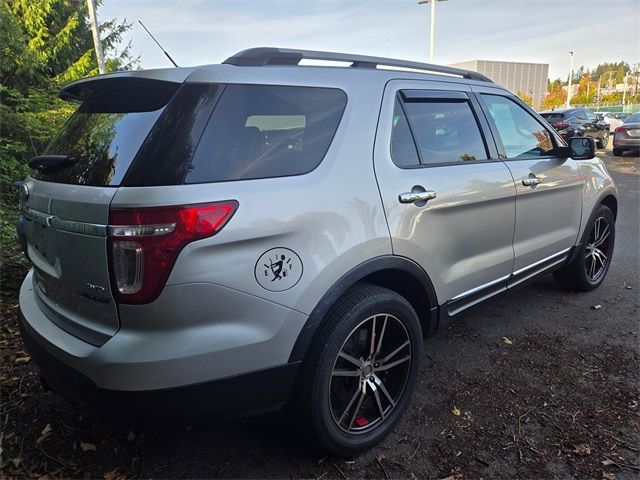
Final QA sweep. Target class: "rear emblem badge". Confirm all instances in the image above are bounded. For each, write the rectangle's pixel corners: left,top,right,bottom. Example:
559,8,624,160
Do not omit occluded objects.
255,248,303,292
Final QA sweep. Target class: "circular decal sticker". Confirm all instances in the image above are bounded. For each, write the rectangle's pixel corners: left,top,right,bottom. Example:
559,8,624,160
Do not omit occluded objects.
255,248,303,292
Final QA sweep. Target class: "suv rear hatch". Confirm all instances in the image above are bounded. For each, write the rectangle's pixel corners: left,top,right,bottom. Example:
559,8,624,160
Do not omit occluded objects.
21,70,191,346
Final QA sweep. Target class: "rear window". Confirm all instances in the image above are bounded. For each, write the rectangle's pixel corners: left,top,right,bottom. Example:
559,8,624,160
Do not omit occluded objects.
34,83,177,186
184,84,347,183
540,113,565,124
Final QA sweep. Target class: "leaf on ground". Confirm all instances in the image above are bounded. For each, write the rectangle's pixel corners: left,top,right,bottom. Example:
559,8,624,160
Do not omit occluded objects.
14,356,31,364
80,442,96,452
103,468,121,480
569,441,591,455
36,423,52,445
501,337,513,345
602,472,616,479
12,457,21,468
126,430,135,442
451,406,461,416
591,304,602,310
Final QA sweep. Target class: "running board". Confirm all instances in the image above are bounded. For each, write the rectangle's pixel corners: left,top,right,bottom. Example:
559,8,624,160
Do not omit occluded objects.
443,248,572,317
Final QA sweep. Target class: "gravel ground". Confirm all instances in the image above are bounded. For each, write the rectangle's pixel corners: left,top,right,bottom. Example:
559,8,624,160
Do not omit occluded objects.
1,151,638,480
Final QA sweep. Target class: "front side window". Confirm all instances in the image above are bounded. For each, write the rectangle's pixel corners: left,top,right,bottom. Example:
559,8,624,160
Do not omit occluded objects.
184,84,347,183
401,97,488,165
481,94,554,159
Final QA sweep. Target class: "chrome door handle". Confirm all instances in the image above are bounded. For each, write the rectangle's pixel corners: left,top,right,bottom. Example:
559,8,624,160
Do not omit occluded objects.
398,190,437,204
522,176,542,187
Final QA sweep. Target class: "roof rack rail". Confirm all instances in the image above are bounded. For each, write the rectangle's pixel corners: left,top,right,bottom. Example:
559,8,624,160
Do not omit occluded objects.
223,47,493,83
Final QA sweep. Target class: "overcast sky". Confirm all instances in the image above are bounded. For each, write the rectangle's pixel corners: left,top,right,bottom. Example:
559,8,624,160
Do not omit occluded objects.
100,0,639,80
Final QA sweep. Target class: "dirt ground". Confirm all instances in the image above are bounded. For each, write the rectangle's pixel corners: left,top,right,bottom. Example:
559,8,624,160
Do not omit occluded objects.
1,151,638,479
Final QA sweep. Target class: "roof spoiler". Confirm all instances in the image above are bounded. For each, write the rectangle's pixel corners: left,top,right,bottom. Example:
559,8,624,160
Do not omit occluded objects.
223,47,493,83
59,68,197,103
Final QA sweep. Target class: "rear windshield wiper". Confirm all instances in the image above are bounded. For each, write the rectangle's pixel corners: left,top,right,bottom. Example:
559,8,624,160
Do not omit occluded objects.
29,155,77,173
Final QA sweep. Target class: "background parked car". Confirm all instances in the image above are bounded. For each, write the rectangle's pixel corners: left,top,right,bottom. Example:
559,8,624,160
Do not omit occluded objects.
613,112,640,156
540,108,609,148
594,111,625,133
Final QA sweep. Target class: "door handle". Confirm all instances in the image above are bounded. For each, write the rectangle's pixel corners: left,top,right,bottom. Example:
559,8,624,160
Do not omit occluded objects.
522,176,542,187
398,190,437,204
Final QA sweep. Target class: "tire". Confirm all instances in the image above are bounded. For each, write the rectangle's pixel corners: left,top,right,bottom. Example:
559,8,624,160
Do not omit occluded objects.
553,204,615,291
598,132,609,149
613,148,623,156
297,284,423,456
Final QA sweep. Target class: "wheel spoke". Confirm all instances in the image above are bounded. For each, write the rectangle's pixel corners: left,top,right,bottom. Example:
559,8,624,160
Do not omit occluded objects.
589,254,597,280
594,224,610,247
369,316,376,358
348,385,367,431
593,247,607,262
338,383,364,426
379,340,410,364
332,369,361,377
376,355,411,372
373,375,396,407
338,351,362,368
374,315,388,357
369,381,386,420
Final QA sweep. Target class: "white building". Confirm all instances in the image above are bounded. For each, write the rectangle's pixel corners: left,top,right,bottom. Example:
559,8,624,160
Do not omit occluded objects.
449,60,549,109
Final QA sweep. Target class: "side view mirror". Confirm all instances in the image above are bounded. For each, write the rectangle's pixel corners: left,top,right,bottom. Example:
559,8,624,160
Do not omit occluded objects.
568,136,595,159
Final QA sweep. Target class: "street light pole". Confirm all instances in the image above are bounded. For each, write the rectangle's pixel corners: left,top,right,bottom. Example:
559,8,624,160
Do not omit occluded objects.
418,0,447,63
566,51,574,108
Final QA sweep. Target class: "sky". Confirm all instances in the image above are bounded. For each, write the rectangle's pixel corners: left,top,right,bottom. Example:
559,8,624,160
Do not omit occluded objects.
100,0,640,80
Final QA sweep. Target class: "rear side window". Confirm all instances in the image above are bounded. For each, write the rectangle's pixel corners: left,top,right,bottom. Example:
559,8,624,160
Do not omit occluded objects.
34,82,178,186
391,98,420,167
184,85,347,183
398,96,488,165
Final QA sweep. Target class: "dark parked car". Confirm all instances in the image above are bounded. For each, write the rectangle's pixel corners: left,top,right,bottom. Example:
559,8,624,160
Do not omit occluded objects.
613,112,640,156
540,108,609,149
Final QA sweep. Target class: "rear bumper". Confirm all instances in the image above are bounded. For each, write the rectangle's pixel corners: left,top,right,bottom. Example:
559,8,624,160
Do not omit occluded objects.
613,136,640,149
19,269,305,422
20,311,300,423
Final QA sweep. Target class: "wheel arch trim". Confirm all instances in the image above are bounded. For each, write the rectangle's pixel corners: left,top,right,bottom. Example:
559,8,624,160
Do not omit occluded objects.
288,255,439,363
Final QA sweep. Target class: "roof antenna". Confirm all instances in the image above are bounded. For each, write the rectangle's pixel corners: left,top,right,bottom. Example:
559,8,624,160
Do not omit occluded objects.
138,20,179,67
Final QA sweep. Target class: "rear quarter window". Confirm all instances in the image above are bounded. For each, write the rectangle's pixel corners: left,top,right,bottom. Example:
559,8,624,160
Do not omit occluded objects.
184,84,347,183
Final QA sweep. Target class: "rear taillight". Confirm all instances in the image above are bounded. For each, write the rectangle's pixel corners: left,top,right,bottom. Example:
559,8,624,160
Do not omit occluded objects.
614,126,628,134
553,121,569,130
108,201,238,304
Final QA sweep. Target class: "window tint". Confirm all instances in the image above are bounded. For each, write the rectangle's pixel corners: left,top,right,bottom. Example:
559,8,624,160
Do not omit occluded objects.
390,98,420,167
540,113,565,124
36,100,167,186
184,84,346,183
402,99,488,164
481,95,554,159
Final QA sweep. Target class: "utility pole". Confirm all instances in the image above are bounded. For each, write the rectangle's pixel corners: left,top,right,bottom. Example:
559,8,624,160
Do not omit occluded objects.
596,78,601,109
566,51,574,108
622,74,629,107
86,0,106,74
418,0,447,63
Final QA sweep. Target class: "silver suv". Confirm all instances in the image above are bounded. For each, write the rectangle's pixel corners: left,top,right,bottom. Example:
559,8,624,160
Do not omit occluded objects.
18,48,617,456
